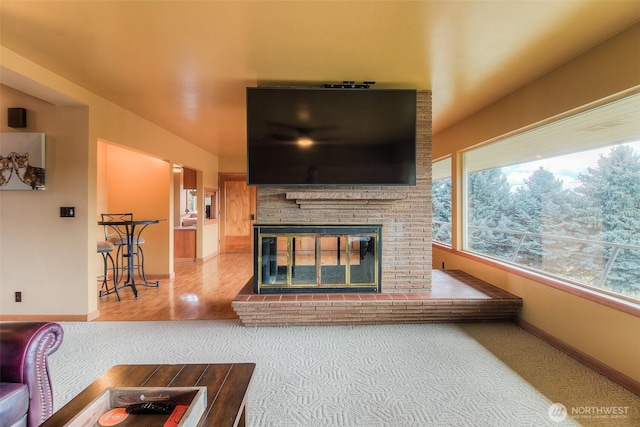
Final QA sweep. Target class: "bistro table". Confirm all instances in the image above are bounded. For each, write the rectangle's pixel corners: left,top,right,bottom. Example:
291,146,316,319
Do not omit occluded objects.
41,363,256,427
97,218,164,298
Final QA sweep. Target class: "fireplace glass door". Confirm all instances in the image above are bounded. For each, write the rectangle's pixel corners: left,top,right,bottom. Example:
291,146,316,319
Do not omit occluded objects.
254,225,381,293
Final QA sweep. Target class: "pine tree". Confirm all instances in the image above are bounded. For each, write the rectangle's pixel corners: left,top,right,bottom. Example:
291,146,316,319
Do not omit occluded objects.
467,169,513,258
509,167,572,270
468,169,511,227
575,145,640,297
432,178,452,243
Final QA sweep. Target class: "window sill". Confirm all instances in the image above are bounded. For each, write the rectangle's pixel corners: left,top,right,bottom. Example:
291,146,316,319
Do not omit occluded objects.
432,243,640,318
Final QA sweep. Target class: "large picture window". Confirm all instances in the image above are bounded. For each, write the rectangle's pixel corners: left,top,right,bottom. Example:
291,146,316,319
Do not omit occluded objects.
462,94,640,302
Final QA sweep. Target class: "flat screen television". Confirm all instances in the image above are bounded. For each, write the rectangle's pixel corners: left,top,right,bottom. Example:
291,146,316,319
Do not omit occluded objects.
246,87,417,186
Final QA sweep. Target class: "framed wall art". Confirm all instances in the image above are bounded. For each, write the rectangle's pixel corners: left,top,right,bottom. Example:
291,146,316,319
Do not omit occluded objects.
0,132,46,190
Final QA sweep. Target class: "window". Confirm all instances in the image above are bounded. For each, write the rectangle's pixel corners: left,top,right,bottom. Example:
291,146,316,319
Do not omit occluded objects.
186,190,197,213
463,94,640,302
432,158,452,245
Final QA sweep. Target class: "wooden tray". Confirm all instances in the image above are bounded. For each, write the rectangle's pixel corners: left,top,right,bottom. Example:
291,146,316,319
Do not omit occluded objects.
64,387,207,427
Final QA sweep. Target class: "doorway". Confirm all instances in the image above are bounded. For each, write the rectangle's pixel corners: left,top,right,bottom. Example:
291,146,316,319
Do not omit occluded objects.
219,173,256,253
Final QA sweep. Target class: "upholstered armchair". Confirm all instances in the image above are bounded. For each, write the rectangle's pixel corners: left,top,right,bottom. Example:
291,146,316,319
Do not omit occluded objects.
0,322,64,427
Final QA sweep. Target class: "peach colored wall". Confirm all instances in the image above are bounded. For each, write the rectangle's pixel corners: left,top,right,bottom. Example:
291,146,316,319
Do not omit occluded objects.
103,143,171,276
432,24,640,383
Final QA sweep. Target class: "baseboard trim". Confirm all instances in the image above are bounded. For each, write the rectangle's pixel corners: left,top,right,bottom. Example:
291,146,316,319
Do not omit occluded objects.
201,252,219,263
0,314,93,322
516,318,640,396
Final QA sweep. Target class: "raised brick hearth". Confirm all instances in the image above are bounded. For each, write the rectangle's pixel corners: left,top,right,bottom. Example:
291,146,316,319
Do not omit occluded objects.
232,270,523,326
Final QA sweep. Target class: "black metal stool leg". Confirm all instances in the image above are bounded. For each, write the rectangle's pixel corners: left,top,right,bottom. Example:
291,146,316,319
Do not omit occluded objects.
135,245,159,288
106,251,120,300
98,247,120,301
98,252,109,296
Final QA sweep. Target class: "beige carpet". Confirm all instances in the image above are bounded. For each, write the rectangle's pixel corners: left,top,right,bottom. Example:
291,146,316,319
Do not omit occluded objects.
458,323,639,427
49,321,638,426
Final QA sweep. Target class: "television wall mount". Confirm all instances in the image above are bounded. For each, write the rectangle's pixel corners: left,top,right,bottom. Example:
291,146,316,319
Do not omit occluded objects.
323,81,376,89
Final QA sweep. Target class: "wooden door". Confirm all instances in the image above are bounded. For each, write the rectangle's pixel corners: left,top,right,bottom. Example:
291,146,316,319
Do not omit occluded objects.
219,173,256,253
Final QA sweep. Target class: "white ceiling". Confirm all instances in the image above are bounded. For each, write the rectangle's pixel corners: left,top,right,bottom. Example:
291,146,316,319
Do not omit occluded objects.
1,1,638,157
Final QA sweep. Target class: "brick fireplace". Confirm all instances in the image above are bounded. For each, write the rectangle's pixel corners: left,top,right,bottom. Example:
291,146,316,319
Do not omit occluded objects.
254,90,432,293
231,90,444,325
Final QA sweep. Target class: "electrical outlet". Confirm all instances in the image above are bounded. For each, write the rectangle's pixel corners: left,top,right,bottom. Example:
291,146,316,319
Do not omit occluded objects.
15,291,22,302
60,207,75,217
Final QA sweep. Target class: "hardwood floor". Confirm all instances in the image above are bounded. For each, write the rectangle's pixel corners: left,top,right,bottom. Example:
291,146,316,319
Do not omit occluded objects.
96,253,254,321
96,253,519,323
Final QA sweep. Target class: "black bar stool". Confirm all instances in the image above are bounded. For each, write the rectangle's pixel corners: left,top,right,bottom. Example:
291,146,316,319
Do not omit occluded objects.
97,241,120,300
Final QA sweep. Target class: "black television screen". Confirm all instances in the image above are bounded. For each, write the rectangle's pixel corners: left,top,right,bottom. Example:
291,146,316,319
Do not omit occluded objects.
246,87,417,186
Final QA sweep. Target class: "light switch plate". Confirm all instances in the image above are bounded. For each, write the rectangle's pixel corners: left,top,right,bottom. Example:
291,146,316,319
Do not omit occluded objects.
60,207,75,217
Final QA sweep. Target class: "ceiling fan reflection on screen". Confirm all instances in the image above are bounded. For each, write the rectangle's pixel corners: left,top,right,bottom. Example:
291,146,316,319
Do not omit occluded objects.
268,121,337,147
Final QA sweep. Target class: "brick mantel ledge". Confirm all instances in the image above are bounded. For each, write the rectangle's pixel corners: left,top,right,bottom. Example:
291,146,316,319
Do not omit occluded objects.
286,191,408,201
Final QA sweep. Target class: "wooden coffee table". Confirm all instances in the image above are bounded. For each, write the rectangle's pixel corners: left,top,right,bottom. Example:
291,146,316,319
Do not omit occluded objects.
42,363,255,427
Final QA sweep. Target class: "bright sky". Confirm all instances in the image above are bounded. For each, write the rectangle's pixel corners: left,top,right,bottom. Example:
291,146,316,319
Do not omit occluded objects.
503,140,640,191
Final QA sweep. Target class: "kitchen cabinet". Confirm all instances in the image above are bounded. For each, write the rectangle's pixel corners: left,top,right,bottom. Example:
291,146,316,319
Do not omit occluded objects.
183,167,196,190
174,228,196,259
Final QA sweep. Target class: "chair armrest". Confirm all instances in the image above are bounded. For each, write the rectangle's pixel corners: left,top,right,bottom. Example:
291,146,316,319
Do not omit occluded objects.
0,322,64,427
